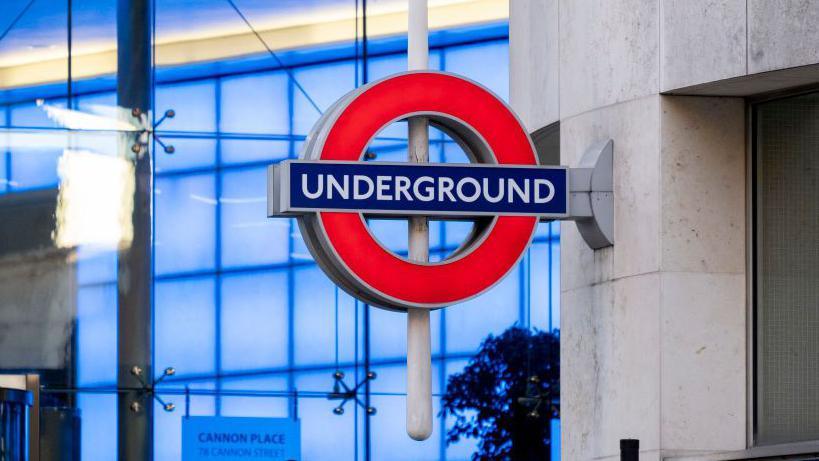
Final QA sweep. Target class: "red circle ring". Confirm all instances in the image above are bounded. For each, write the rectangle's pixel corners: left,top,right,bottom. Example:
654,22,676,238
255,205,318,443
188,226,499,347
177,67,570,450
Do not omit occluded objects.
309,71,539,309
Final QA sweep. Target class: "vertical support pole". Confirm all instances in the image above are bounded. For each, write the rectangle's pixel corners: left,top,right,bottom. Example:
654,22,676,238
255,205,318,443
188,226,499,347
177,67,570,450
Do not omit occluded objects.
117,0,153,459
406,0,432,442
620,439,639,461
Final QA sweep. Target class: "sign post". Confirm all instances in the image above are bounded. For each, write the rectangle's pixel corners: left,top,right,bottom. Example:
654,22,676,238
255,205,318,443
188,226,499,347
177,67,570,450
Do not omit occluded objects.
267,68,613,440
406,0,432,441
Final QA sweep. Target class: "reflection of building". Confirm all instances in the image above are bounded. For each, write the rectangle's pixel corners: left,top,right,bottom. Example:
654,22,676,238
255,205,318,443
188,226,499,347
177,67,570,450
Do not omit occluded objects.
511,1,819,460
0,1,560,460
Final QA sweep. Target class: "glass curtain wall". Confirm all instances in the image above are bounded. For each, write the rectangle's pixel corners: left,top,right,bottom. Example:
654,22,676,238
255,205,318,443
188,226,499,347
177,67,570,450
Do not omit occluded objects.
0,1,559,460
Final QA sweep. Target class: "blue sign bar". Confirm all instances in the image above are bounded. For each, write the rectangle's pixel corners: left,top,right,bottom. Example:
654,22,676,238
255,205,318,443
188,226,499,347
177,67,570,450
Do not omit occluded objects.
280,160,568,217
182,417,300,461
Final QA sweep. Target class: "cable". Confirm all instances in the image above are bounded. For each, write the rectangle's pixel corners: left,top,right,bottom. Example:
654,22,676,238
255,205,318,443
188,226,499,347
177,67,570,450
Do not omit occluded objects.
223,0,323,115
0,0,36,44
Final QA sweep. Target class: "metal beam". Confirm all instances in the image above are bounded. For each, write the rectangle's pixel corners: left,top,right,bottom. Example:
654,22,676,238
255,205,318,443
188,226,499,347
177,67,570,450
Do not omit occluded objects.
117,0,153,458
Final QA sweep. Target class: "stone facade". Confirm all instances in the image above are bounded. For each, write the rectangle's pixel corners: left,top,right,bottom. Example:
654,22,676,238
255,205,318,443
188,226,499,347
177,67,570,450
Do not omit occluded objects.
510,1,819,459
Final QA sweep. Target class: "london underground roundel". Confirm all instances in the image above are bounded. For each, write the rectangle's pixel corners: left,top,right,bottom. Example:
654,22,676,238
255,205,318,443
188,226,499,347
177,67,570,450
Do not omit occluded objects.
268,71,569,311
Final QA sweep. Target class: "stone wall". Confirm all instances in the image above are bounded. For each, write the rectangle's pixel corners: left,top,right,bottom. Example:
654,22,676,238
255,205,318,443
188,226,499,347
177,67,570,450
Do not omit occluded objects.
509,1,819,459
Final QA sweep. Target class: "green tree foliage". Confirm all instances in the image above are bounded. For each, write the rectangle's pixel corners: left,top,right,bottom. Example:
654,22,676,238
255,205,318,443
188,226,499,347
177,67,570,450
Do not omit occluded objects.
441,327,560,461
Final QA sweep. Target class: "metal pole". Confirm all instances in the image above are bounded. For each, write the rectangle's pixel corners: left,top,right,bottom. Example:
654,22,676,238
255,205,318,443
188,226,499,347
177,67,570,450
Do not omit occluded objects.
117,0,153,458
620,439,639,461
406,0,432,442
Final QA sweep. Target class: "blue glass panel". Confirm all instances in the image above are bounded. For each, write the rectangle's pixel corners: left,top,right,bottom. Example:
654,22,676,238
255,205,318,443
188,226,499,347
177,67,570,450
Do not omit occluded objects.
551,418,561,460
534,218,553,239
367,219,408,254
369,306,442,359
429,127,447,164
220,167,290,267
529,240,560,331
0,152,7,194
293,265,335,365
371,118,406,141
76,284,117,386
444,41,509,101
221,139,289,165
367,123,442,154
367,53,408,82
10,149,60,190
370,142,407,160
154,382,216,461
292,60,356,135
367,219,441,257
9,99,65,128
155,277,216,378
76,247,117,285
0,106,6,126
369,394,442,461
445,265,520,353
294,265,357,366
155,80,217,132
442,220,474,250
155,137,216,173
76,92,116,113
431,220,446,249
78,393,117,461
336,289,359,363
293,140,305,155
444,359,481,460
293,370,356,460
221,271,289,371
220,375,290,417
550,241,560,329
290,218,314,263
442,140,469,163
155,173,216,275
367,50,441,82
220,72,289,135
529,242,550,331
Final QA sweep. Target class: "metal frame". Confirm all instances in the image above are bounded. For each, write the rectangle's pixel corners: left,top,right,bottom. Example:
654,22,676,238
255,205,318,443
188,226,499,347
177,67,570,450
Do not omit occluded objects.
116,0,153,459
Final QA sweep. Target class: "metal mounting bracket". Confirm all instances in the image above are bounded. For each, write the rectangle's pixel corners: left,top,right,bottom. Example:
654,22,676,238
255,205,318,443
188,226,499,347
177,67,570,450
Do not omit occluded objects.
566,139,614,249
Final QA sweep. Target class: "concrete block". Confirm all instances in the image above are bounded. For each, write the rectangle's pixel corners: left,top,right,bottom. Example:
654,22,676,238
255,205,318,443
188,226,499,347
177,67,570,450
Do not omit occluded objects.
748,0,819,73
598,273,662,457
561,95,662,280
561,274,662,460
660,0,747,91
660,272,746,452
559,0,660,118
560,220,613,292
561,284,600,461
660,96,746,274
510,0,559,130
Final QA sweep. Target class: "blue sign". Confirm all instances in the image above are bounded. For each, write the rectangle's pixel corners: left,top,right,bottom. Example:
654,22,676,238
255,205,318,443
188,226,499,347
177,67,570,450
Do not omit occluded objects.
275,160,568,218
182,417,300,461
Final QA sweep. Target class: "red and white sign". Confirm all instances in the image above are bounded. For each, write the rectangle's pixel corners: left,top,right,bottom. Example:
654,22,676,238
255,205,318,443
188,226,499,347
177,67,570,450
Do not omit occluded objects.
270,71,541,310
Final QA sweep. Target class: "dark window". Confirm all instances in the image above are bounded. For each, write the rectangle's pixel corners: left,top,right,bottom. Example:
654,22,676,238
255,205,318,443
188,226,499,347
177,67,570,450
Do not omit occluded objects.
754,91,819,445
